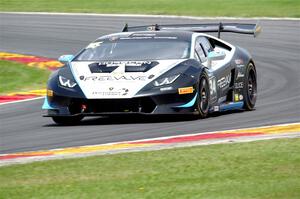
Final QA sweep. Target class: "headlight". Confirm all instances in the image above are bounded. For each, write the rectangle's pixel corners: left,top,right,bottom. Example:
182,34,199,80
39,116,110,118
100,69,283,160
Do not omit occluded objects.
153,74,180,87
59,76,77,88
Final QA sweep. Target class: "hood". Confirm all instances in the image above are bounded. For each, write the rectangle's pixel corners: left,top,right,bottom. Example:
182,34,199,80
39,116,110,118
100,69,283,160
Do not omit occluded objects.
70,59,185,99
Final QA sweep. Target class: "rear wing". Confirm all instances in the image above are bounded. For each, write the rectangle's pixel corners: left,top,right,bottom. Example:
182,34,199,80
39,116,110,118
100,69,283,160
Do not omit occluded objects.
122,22,262,38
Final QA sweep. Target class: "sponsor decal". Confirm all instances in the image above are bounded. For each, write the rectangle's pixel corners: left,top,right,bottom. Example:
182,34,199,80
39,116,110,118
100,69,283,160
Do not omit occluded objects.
92,88,129,96
234,94,239,102
213,106,220,111
234,94,244,101
178,87,194,95
98,61,152,66
122,36,152,40
235,59,243,65
131,33,156,37
217,73,231,89
80,75,147,81
235,82,244,89
86,42,103,49
235,59,245,68
237,71,245,78
129,33,177,40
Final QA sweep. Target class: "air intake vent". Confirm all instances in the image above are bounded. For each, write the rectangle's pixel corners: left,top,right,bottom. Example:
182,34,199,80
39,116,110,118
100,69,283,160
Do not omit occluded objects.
88,63,118,73
125,61,159,72
89,61,159,73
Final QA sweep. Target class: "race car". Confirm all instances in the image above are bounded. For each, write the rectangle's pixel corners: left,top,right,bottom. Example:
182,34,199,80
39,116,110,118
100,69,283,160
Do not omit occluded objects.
42,22,261,124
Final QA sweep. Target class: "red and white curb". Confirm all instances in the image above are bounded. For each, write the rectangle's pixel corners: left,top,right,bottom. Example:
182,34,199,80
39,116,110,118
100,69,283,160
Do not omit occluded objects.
1,122,299,166
0,52,62,105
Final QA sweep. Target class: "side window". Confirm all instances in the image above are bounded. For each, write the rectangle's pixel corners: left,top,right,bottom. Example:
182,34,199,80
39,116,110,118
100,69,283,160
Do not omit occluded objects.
195,44,206,62
195,36,214,63
200,37,213,55
195,38,207,62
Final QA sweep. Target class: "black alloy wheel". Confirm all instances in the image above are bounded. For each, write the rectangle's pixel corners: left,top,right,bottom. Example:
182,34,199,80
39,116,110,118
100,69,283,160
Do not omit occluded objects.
197,74,210,118
243,63,257,110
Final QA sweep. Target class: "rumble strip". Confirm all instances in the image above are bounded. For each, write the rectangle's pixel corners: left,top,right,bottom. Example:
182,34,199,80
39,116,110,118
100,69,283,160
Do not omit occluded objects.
1,123,299,166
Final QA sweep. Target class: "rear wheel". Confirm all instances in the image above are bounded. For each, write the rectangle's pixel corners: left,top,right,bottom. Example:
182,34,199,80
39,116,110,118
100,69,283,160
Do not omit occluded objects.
197,74,210,118
52,115,84,125
243,63,257,110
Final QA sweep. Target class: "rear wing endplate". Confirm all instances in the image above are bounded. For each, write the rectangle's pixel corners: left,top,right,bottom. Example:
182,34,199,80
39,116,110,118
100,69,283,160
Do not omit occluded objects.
122,22,262,38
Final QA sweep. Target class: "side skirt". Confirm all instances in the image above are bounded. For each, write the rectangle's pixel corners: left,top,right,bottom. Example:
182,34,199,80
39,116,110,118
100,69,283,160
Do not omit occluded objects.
209,101,244,113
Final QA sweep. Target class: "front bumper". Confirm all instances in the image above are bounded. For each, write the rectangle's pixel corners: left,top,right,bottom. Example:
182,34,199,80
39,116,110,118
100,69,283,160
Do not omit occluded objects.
43,91,199,117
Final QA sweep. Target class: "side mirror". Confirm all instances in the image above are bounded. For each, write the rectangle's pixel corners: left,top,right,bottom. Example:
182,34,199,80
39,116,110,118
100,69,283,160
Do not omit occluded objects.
58,54,74,64
207,51,226,68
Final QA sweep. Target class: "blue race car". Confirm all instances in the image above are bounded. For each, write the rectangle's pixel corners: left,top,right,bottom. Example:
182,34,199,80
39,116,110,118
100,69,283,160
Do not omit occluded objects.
42,23,261,124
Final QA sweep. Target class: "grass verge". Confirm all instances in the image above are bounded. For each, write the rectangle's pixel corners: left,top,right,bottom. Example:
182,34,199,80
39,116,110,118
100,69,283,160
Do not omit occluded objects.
0,60,50,94
1,0,299,17
0,138,299,199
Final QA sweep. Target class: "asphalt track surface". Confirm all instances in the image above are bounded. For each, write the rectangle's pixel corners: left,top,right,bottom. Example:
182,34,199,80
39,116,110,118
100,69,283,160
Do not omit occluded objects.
0,13,299,154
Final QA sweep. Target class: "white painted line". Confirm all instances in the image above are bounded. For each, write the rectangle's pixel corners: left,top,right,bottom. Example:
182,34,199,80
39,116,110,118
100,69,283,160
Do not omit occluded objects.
0,96,44,106
1,122,299,156
86,122,300,147
1,132,299,167
0,12,299,21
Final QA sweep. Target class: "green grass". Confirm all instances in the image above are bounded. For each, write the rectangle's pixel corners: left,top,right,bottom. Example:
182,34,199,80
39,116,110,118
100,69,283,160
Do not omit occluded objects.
0,60,50,94
1,138,299,199
1,0,299,17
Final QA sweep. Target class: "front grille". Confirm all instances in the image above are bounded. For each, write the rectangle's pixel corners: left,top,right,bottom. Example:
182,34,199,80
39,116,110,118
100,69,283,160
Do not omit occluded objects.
69,97,156,114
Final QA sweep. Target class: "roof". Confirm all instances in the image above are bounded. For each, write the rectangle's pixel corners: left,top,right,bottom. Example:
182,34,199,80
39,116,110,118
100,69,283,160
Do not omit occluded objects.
96,31,195,42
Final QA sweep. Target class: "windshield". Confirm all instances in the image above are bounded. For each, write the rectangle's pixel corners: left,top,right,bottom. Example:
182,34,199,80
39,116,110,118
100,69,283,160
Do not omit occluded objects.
75,39,190,61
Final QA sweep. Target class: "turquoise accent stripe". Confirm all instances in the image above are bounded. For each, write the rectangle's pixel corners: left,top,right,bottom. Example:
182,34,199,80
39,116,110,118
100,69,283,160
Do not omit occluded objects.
175,93,198,108
220,101,244,111
42,97,54,110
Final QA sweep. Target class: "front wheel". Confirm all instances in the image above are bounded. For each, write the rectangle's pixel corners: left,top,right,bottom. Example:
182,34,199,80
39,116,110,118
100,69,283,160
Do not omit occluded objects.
243,63,257,110
197,74,210,118
52,115,84,125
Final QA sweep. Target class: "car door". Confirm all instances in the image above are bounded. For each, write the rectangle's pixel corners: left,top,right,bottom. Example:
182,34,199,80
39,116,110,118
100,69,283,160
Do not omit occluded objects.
194,37,218,104
198,36,233,103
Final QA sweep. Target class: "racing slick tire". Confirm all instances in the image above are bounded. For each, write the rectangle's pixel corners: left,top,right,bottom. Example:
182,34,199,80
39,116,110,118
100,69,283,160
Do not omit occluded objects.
243,62,257,110
52,115,84,125
197,73,210,118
